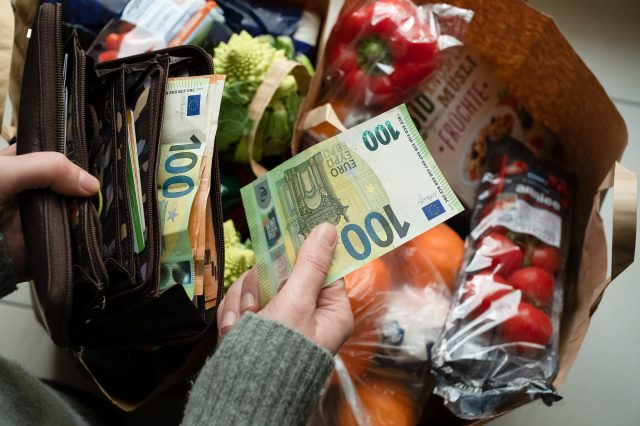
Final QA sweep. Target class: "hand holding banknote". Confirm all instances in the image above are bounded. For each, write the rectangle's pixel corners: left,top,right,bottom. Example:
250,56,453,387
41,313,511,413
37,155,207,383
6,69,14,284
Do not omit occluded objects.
218,224,353,355
241,105,464,306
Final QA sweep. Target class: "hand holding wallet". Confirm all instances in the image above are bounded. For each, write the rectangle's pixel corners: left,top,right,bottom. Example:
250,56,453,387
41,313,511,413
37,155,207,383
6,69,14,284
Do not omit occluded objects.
17,3,225,405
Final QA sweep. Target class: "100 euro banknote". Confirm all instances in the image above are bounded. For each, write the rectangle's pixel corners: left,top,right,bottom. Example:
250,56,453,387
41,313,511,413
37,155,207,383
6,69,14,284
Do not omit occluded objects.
241,104,464,305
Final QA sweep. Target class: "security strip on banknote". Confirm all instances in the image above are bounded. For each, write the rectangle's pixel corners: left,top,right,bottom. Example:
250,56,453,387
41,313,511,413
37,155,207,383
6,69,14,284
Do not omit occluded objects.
241,104,464,306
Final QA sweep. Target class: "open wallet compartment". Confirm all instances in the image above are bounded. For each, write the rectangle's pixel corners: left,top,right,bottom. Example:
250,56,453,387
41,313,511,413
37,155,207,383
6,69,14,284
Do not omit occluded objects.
17,3,224,407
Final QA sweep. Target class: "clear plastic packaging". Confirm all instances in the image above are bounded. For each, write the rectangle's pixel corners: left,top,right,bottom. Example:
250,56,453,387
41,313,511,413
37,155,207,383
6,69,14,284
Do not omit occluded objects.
310,0,473,140
310,224,464,425
432,137,572,419
88,0,226,63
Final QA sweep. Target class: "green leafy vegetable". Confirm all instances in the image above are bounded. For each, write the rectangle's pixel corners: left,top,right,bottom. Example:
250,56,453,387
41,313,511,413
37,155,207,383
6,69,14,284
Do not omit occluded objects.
223,220,255,291
213,31,313,163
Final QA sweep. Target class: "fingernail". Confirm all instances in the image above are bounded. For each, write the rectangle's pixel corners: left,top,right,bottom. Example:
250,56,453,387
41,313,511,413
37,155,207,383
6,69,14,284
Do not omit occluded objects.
240,292,256,312
220,311,237,335
312,223,337,247
80,170,100,194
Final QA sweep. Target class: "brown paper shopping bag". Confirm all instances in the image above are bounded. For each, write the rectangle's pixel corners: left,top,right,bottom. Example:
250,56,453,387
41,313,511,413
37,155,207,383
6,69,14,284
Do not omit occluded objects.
295,0,637,421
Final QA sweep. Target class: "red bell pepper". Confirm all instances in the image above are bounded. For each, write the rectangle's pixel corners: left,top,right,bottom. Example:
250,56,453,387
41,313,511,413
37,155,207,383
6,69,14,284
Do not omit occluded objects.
326,0,439,107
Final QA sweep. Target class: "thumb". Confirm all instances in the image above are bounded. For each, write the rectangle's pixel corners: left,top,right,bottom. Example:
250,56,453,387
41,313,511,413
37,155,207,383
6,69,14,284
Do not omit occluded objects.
278,223,337,307
1,152,99,197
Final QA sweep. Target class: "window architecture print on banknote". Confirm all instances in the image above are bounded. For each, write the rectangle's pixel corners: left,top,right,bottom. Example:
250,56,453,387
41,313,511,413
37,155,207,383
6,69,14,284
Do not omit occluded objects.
279,151,350,238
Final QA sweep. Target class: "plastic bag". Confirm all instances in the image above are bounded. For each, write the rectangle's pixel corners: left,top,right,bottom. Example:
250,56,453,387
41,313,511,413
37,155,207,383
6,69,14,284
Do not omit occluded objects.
62,0,129,34
309,0,473,141
216,0,321,59
88,0,227,63
431,138,572,419
310,224,464,425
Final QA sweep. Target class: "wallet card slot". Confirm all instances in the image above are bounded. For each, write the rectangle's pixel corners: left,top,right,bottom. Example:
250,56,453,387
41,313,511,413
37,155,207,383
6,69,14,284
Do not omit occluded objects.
58,39,109,299
102,57,171,307
123,60,166,284
91,69,137,287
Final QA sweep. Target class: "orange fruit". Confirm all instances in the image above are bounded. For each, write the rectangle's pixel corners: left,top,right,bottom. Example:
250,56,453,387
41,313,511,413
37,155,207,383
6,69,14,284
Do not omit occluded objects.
337,377,415,426
345,258,393,318
333,258,393,385
331,302,383,384
401,224,464,290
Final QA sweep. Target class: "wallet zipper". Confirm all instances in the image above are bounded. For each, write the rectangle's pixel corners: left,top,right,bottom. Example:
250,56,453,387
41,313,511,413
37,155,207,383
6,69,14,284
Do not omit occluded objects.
147,64,165,289
74,41,108,284
42,3,74,347
99,45,214,74
211,152,225,315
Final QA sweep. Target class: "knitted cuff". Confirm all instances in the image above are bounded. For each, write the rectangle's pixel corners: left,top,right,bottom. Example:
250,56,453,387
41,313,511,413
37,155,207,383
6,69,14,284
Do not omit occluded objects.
0,233,18,299
182,313,334,426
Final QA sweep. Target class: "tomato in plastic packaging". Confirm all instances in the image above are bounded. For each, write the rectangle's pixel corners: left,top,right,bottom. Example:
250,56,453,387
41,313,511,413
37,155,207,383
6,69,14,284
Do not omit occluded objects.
459,272,507,303
105,33,121,50
471,289,515,318
501,302,552,347
476,232,524,277
530,244,562,274
507,266,554,308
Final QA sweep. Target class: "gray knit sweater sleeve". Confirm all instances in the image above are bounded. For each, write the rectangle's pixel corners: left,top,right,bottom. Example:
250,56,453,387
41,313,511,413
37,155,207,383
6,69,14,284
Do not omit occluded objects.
181,313,334,426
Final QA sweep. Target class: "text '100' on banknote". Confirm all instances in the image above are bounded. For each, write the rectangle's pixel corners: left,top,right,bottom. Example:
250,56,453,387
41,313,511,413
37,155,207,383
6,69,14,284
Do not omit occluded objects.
241,104,464,305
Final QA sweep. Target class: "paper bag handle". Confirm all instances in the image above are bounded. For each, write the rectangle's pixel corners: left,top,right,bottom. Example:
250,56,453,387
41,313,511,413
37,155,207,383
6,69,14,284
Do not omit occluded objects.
247,59,311,177
607,162,637,281
589,162,636,315
298,102,348,135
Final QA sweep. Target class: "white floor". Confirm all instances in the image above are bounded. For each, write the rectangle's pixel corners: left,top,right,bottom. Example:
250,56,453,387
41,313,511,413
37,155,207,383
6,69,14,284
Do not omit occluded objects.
0,0,639,425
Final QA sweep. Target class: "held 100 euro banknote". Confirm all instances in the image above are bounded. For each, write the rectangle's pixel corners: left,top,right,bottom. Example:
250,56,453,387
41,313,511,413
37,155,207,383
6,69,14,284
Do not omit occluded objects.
241,104,464,306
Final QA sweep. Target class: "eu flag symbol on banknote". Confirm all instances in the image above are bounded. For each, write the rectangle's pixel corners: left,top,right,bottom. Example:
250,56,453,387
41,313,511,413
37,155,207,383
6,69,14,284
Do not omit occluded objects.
187,94,201,116
423,199,446,220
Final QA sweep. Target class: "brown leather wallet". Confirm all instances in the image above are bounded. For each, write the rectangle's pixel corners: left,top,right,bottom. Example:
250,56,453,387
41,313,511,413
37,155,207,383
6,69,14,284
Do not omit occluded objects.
16,3,224,403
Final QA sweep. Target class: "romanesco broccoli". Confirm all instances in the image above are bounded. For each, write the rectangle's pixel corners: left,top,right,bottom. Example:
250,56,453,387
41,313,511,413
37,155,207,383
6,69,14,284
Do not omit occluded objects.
213,32,313,163
223,220,255,291
214,31,286,85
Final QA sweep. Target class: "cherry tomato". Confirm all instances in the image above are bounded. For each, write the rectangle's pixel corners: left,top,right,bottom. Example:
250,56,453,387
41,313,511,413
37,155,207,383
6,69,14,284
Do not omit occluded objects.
471,288,514,318
98,50,119,63
105,33,123,51
507,266,554,308
476,233,524,277
504,160,529,176
478,200,495,221
501,302,552,347
460,272,508,302
530,245,562,274
119,22,135,33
